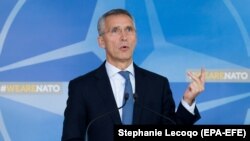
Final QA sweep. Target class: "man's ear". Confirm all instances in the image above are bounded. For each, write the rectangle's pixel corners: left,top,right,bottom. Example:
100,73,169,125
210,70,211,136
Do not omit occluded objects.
97,36,105,49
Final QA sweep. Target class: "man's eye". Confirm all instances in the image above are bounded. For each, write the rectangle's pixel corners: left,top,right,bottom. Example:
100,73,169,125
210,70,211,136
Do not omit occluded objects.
126,27,134,32
111,27,119,33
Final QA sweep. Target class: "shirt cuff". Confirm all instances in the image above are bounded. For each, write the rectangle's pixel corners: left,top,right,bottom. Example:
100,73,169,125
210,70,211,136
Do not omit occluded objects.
181,99,196,115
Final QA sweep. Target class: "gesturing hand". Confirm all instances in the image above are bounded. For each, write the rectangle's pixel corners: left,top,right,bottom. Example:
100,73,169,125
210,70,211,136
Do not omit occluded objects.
183,68,206,105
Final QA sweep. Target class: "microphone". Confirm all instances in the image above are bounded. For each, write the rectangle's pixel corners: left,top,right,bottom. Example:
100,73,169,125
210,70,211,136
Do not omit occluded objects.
133,93,176,125
85,93,129,141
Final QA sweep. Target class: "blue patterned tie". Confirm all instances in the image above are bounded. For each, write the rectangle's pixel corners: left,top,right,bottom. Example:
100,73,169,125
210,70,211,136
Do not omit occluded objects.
119,71,134,125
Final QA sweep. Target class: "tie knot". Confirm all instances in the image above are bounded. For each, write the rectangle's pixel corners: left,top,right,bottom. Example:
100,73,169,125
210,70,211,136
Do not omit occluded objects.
119,71,130,80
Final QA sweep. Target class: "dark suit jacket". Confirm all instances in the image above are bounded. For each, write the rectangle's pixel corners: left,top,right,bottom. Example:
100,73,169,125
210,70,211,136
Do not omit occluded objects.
62,62,200,141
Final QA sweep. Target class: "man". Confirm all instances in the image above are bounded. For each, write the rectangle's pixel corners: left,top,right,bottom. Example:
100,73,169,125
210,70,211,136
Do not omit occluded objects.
62,8,205,141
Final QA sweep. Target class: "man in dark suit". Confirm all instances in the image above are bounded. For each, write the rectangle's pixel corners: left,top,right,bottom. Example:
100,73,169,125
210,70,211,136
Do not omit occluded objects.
61,8,205,141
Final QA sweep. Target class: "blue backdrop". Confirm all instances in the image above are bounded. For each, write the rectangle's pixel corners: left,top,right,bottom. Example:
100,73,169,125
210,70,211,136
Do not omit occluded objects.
0,0,250,140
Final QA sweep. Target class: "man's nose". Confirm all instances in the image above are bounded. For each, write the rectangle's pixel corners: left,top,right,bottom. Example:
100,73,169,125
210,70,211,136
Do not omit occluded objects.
120,30,128,40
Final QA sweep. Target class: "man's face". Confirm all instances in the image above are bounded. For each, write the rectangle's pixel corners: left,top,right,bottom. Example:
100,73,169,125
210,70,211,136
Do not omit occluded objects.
98,14,137,65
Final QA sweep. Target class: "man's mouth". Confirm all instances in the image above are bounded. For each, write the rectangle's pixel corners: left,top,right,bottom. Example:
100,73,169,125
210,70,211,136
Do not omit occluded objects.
120,45,129,49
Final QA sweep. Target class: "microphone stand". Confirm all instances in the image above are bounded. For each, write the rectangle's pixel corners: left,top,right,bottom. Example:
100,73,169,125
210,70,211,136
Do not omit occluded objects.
133,93,176,125
85,93,129,141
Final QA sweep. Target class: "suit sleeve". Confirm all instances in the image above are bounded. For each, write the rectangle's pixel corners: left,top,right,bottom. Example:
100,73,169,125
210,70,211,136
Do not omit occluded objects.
162,78,200,125
61,80,87,141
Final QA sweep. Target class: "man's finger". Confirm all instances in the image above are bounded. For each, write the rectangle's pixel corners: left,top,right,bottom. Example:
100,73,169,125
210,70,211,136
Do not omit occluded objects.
200,68,206,84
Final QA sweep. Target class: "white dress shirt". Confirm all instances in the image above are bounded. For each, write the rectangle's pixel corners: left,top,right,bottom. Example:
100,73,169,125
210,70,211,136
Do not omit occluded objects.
105,62,135,118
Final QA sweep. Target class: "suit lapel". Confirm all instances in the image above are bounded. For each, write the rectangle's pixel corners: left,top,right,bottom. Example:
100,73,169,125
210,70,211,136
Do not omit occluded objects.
95,62,122,124
133,64,148,124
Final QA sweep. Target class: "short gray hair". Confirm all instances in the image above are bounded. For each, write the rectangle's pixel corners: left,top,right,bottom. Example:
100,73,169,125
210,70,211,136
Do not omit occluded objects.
97,8,136,36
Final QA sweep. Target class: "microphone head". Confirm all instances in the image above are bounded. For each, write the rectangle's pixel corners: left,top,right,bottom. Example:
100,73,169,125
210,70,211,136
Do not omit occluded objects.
133,93,138,100
124,93,129,101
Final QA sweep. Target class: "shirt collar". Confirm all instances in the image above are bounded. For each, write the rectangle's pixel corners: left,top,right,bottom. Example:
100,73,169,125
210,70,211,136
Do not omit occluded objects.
105,61,135,78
